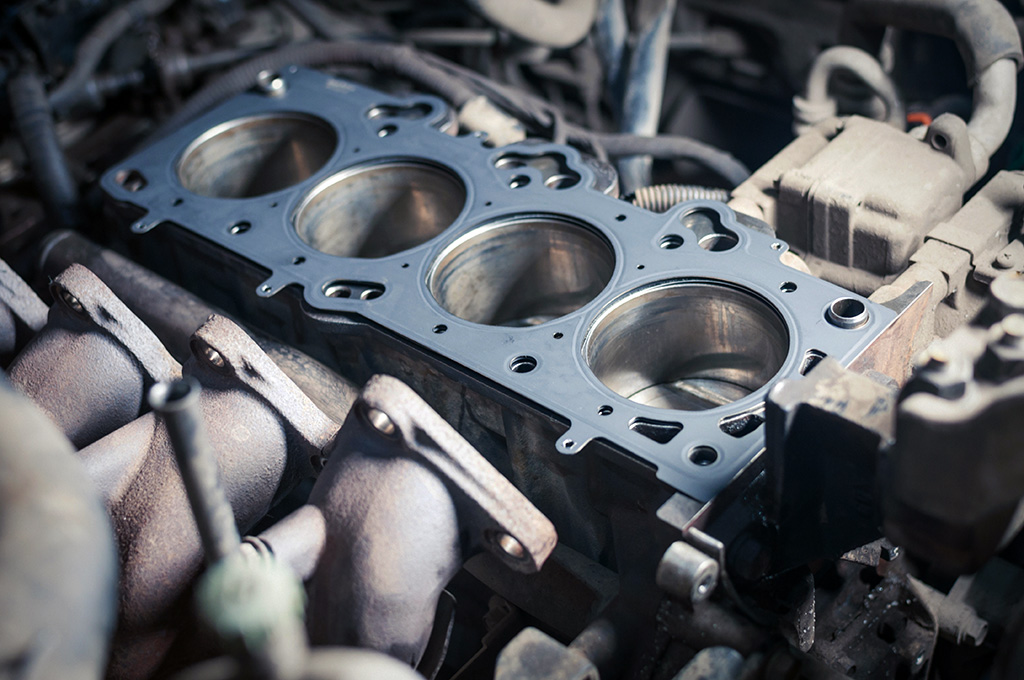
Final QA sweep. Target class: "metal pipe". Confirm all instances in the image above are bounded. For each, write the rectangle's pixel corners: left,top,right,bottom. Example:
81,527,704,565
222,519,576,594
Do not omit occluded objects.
150,377,241,564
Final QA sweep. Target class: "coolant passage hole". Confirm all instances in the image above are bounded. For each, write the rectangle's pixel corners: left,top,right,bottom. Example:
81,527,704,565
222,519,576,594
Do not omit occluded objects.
428,215,615,326
293,160,466,258
584,281,789,410
177,113,337,198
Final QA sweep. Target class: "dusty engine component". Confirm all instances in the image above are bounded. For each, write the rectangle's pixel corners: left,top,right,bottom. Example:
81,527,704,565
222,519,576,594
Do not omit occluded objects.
103,69,903,503
730,0,1023,289
4,0,1024,679
8,264,181,447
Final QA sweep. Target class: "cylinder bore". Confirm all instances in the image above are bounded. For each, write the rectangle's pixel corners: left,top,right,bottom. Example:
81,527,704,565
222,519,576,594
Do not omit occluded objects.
584,281,789,411
293,160,466,258
428,216,615,326
177,113,337,198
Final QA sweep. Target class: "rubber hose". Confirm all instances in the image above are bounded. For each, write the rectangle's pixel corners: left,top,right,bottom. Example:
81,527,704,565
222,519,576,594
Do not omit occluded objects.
798,45,904,131
842,0,1023,176
146,41,478,145
843,0,1022,81
49,0,178,110
632,184,731,212
465,0,598,49
8,71,79,229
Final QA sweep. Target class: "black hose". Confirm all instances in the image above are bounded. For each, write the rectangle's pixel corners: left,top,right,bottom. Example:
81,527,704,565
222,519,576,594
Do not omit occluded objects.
146,40,478,145
49,0,178,111
8,71,79,229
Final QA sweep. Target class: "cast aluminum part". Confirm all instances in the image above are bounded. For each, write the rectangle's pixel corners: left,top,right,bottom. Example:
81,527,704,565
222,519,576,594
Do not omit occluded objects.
102,68,902,503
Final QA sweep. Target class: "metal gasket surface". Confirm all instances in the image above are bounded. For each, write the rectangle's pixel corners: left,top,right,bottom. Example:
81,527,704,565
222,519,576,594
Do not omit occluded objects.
102,68,898,501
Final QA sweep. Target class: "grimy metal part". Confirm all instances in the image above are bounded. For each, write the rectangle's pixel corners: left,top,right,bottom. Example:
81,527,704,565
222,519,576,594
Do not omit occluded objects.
103,68,900,501
7,263,181,448
306,374,558,666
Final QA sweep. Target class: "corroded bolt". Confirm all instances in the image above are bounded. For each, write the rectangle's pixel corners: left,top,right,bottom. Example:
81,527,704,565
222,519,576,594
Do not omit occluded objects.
58,287,85,314
203,346,226,369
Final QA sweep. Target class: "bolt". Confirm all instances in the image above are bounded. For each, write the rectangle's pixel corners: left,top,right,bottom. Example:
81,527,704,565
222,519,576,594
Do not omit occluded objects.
497,533,526,559
255,70,286,97
364,406,397,437
203,346,226,369
58,287,85,314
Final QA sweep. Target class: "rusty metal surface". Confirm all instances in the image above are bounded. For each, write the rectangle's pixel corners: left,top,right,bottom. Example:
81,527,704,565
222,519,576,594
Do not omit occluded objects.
77,314,339,680
40,231,360,423
0,378,118,680
305,374,557,666
8,264,181,447
0,257,47,365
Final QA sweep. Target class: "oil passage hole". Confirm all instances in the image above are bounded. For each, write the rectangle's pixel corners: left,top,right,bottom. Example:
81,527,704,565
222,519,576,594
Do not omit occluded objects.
681,208,738,252
660,234,684,249
429,216,614,326
116,169,147,192
689,446,719,466
780,281,797,293
178,113,336,198
585,281,789,410
294,160,465,258
826,297,869,329
323,283,352,298
510,355,538,373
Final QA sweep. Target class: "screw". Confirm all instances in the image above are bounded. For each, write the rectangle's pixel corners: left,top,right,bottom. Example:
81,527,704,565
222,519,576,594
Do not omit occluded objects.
995,251,1015,270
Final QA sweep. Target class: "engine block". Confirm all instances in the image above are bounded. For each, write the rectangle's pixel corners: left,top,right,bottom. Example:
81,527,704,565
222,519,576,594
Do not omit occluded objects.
103,67,897,502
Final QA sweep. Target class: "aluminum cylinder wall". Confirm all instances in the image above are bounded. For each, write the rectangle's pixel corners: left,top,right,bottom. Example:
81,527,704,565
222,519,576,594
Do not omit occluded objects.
102,68,898,501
